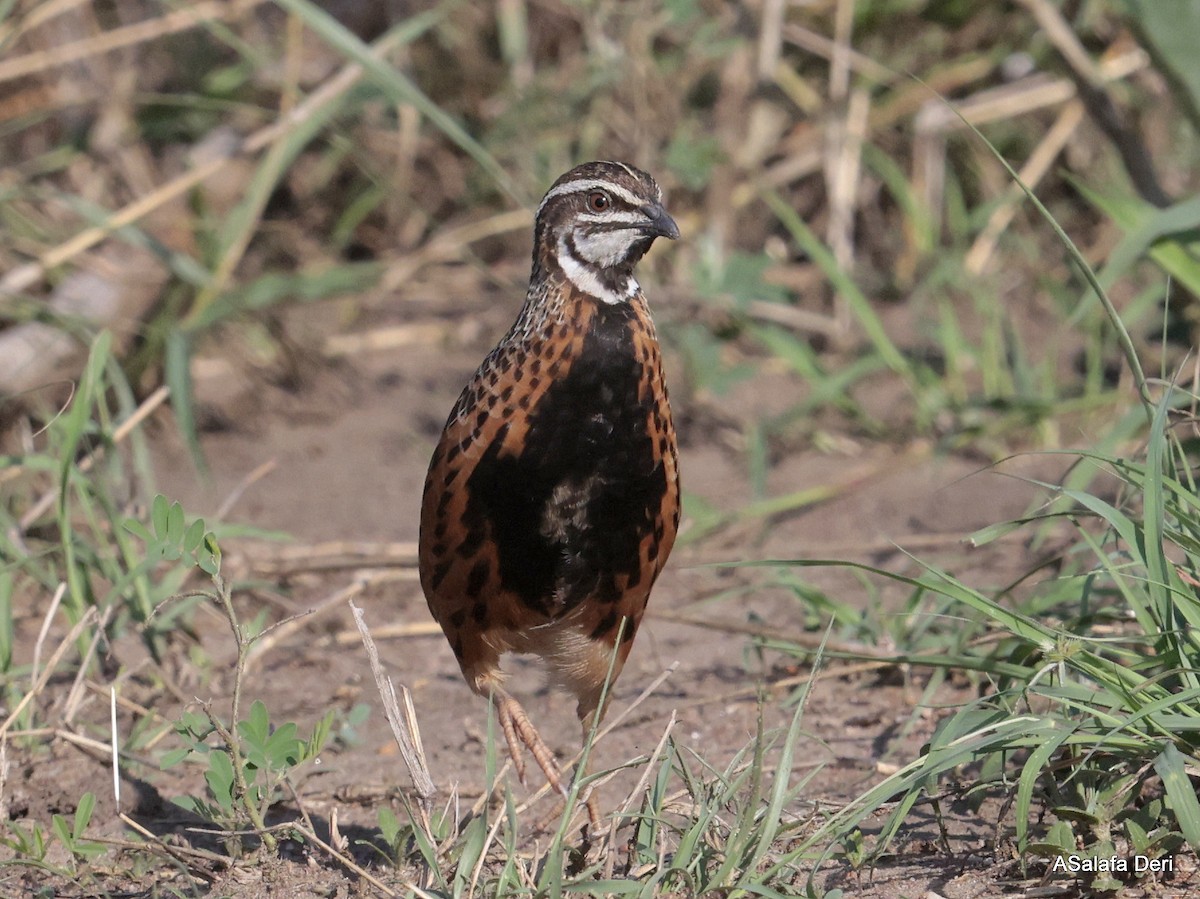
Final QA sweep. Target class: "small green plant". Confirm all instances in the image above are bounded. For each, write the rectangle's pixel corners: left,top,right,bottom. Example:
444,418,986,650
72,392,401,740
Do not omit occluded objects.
127,495,330,856
164,700,331,855
609,694,820,895
836,827,867,874
373,806,405,866
123,494,221,578
0,793,104,877
0,819,52,870
50,792,106,870
327,701,371,751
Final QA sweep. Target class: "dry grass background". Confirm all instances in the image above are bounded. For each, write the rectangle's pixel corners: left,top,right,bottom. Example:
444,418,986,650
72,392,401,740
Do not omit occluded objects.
2,0,1190,410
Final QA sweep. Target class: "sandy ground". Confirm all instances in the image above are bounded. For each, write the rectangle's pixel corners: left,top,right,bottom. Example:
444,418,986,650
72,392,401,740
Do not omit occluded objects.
6,281,1194,897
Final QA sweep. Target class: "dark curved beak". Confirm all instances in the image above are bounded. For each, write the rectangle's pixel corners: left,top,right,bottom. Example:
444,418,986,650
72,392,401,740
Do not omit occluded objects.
639,202,680,240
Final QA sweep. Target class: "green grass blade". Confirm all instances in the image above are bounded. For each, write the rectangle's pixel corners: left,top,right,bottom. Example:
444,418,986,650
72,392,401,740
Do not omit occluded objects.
759,186,915,386
164,328,204,472
184,97,347,325
933,84,1151,411
1142,386,1175,645
1071,183,1200,305
271,0,520,204
186,262,383,332
57,330,113,621
1014,723,1076,853
1154,743,1200,852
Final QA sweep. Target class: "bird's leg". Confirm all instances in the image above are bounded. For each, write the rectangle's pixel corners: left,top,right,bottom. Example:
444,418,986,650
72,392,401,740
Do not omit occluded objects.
490,688,603,838
575,728,603,838
491,687,569,797
577,700,606,838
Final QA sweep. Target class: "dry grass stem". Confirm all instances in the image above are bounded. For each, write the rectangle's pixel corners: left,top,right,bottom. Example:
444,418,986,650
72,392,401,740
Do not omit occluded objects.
50,726,133,763
649,610,884,658
291,821,427,898
468,804,510,898
215,458,279,520
916,47,1146,136
0,2,270,85
245,540,419,577
594,661,679,744
781,23,894,85
18,385,171,533
826,87,870,337
244,573,387,667
110,687,120,809
378,209,533,294
757,0,785,82
680,524,1029,567
609,709,678,838
31,581,67,688
62,605,112,724
281,778,319,845
0,736,7,822
745,298,842,337
334,619,442,645
912,48,1146,224
323,323,456,358
1,606,98,739
965,99,1087,275
2,154,223,298
732,50,1034,213
0,21,415,301
602,738,676,874
829,0,855,102
1017,0,1107,87
117,811,231,871
0,0,90,47
1020,0,1169,205
349,600,437,813
676,660,895,712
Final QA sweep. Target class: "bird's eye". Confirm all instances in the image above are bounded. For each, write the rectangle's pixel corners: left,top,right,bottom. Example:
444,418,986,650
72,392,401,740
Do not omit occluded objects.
586,191,610,212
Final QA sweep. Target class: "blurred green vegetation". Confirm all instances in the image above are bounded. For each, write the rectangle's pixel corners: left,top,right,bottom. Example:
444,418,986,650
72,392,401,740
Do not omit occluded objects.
1,0,1195,452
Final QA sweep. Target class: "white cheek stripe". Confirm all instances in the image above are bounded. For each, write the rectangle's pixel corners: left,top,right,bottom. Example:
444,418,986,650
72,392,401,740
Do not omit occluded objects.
557,236,638,305
576,228,636,268
537,178,647,217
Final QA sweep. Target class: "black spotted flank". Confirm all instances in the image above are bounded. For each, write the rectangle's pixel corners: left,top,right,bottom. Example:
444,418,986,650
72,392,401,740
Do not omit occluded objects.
429,559,452,591
466,558,490,598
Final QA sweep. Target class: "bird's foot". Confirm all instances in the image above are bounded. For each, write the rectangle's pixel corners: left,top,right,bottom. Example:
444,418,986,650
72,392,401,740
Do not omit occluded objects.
581,789,602,842
492,690,569,797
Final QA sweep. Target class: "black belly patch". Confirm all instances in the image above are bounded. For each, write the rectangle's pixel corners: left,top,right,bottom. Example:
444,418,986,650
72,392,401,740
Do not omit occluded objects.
463,304,667,618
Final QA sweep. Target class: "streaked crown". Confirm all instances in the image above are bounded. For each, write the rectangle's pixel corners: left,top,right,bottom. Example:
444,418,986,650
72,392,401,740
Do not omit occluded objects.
533,161,679,305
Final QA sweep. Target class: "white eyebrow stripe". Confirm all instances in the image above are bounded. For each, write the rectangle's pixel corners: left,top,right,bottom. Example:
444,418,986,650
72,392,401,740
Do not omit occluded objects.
577,210,645,224
536,178,646,217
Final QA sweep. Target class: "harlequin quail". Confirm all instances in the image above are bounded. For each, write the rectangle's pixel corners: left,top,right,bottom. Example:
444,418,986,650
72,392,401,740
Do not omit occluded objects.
419,161,681,815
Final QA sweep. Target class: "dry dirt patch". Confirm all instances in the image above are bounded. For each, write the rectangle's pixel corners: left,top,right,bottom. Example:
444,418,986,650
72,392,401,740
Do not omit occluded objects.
7,297,1184,898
